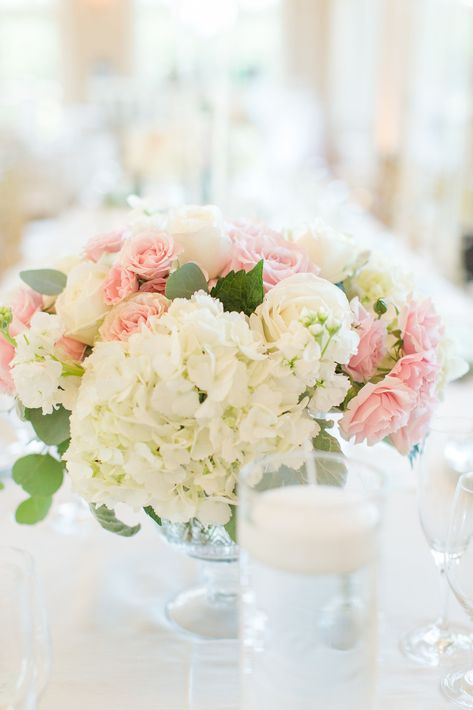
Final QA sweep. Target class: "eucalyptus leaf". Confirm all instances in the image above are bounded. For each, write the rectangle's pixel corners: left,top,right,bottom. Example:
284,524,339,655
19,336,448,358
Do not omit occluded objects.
224,506,238,543
56,439,71,458
165,263,208,300
143,505,162,527
20,269,67,296
15,495,52,524
12,454,64,496
90,503,141,537
211,260,264,316
313,422,347,486
25,405,70,446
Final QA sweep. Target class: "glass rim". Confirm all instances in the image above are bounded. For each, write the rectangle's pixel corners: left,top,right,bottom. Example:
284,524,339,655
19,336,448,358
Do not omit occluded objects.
0,545,35,573
458,471,473,494
240,449,385,487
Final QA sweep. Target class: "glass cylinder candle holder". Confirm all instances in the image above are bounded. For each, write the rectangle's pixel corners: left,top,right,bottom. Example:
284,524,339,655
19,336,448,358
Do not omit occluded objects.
239,451,384,710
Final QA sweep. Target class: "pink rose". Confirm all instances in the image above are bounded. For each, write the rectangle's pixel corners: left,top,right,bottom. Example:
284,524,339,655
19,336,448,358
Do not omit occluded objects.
10,288,43,336
103,265,139,305
139,276,167,295
390,351,439,402
0,336,15,394
119,229,182,281
340,376,416,446
389,404,433,455
99,292,169,342
84,230,124,263
345,298,387,382
223,223,317,292
55,336,87,362
399,298,443,355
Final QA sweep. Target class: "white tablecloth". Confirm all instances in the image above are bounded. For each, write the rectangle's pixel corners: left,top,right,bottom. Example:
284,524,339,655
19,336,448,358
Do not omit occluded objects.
2,201,473,709
1,429,472,710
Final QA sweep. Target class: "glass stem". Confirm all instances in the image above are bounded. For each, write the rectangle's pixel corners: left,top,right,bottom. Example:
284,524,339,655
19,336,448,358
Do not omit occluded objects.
201,559,239,608
438,558,450,633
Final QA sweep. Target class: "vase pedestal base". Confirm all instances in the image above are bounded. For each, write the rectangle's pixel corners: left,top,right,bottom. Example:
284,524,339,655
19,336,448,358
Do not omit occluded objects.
166,586,238,640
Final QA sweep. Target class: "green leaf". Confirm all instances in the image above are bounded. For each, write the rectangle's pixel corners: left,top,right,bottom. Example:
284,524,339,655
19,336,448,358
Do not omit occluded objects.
224,505,238,543
313,422,347,486
25,405,70,446
0,481,4,490
211,260,264,316
13,454,64,496
143,505,162,527
90,504,141,537
15,495,52,524
56,439,71,458
20,269,67,296
408,442,423,467
165,263,208,300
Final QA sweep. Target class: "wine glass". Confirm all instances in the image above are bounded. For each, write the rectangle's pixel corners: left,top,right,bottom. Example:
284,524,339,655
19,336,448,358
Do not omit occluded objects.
0,547,51,709
441,471,473,706
400,417,473,666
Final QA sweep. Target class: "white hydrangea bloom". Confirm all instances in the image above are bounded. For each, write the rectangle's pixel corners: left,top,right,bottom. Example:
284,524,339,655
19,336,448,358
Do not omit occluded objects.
66,293,318,524
12,312,82,414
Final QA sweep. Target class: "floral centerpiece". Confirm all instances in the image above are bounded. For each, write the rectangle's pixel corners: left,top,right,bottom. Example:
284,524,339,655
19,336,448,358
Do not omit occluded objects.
0,204,466,537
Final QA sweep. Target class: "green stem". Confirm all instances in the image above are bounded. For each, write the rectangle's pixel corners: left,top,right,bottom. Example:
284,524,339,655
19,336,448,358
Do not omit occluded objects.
0,330,16,348
62,363,85,377
320,332,335,358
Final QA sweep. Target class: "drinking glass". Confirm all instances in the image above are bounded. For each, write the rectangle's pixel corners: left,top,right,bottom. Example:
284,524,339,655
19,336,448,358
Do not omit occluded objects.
239,450,384,710
441,472,473,707
0,547,50,709
400,417,473,666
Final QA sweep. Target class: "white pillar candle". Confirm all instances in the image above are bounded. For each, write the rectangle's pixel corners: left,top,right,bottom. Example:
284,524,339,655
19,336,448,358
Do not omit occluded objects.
240,485,380,575
240,484,380,710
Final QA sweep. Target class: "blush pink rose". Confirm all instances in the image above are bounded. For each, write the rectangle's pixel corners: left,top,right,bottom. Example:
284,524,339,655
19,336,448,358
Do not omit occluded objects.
55,336,87,362
399,298,443,355
390,351,439,402
223,223,318,292
389,404,433,455
119,229,182,281
345,298,387,382
0,336,15,394
10,288,43,336
84,230,125,263
139,276,167,295
103,265,139,305
99,292,169,342
340,375,416,446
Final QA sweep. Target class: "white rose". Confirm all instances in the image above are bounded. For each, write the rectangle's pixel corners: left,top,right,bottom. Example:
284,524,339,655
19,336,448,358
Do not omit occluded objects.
167,204,232,279
253,273,354,343
55,261,111,345
437,334,469,391
294,219,359,283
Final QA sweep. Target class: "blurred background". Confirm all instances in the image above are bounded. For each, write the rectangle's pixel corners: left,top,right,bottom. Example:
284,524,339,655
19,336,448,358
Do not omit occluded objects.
1,0,473,296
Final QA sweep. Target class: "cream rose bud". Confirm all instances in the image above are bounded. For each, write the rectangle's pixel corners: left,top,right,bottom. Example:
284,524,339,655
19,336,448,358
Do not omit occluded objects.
166,204,232,279
294,219,358,284
55,261,111,346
